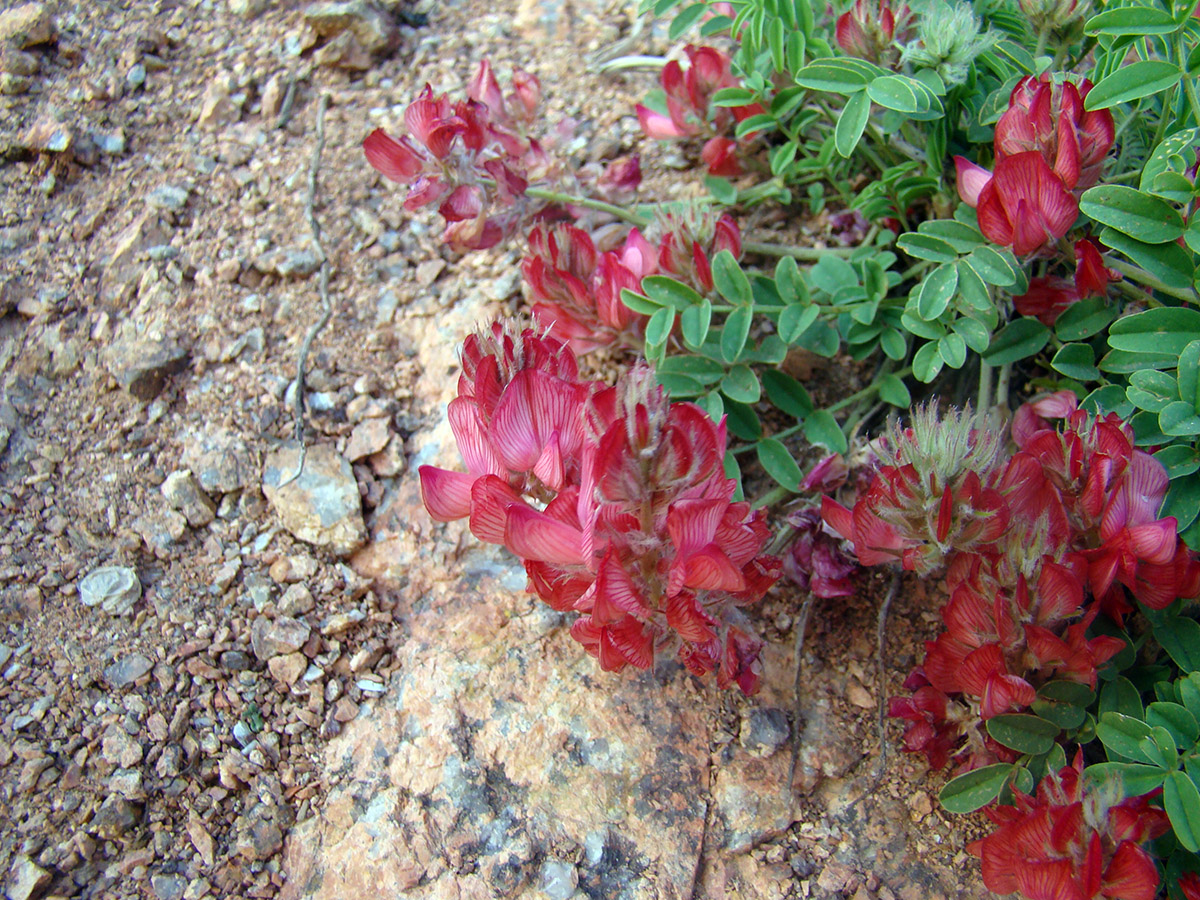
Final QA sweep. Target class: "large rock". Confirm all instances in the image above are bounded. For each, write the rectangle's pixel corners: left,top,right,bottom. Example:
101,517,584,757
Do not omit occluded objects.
181,427,258,495
262,443,366,557
302,1,396,55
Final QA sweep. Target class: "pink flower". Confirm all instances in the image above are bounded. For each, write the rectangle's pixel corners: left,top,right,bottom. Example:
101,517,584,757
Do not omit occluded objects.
522,223,647,353
995,74,1115,191
657,211,742,294
976,152,1079,256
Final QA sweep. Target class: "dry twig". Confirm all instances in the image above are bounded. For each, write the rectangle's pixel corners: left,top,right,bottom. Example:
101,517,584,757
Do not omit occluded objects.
280,92,333,487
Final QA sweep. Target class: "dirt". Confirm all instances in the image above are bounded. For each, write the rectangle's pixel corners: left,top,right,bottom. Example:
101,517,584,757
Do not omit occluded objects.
0,1,983,898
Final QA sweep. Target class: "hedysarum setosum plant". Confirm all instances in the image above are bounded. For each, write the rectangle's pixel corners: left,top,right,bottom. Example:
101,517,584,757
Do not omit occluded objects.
419,321,781,694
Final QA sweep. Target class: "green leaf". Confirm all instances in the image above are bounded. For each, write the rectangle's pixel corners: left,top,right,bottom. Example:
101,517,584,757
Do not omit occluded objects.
867,74,925,114
680,300,713,349
1054,296,1118,341
705,175,737,205
912,340,944,382
987,714,1061,755
811,256,858,294
916,263,959,321
762,370,813,420
1032,698,1088,731
1038,680,1097,707
644,306,674,347
734,113,777,139
1085,762,1169,798
1179,340,1200,412
1097,712,1155,763
1052,343,1099,380
721,307,752,363
1162,475,1200,531
938,332,968,369
919,219,986,251
835,90,871,158
804,410,847,454
1100,677,1144,721
1085,6,1181,34
657,355,724,383
1155,445,1200,478
1157,617,1200,672
1099,227,1195,289
1099,348,1182,373
720,365,761,403
1161,401,1200,436
877,373,910,407
793,58,877,92
642,277,706,310
983,318,1050,366
1081,186,1185,244
939,763,1020,814
668,3,708,39
965,246,1021,287
1147,702,1200,747
1181,672,1200,720
712,250,752,306
880,327,908,360
620,288,662,315
1142,128,1200,194
1128,369,1180,409
724,398,761,441
700,390,724,424
1110,307,1200,355
952,316,991,353
1085,61,1182,110
779,304,820,343
1165,770,1200,852
897,232,959,263
757,438,802,491
656,372,704,397
775,256,807,304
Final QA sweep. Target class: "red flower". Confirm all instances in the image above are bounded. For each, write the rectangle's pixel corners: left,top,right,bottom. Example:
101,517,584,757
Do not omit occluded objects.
657,210,742,294
976,152,1079,256
523,223,648,353
636,45,763,175
836,0,908,62
1181,872,1200,900
970,754,1168,900
995,74,1115,191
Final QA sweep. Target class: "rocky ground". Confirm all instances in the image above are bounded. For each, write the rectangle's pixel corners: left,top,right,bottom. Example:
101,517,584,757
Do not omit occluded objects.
0,1,987,899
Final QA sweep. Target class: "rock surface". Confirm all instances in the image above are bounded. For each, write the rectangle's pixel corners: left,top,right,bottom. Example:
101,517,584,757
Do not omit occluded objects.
262,443,366,556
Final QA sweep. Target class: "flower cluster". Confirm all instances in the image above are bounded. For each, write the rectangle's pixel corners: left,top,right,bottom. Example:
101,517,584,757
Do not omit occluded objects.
956,74,1115,257
419,321,781,693
364,60,641,251
521,210,743,354
969,753,1170,900
822,398,1200,771
636,45,765,177
836,0,912,65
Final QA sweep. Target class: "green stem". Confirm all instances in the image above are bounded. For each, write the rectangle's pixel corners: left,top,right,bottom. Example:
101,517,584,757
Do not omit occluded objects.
827,365,914,414
1034,28,1049,60
995,362,1012,410
752,484,793,510
525,187,649,226
593,55,669,72
743,240,857,259
1108,259,1198,303
977,361,993,426
1179,35,1200,126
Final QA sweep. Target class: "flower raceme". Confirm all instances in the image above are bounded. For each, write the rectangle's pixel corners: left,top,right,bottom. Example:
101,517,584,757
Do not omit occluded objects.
520,212,743,354
419,322,781,693
836,0,911,64
635,45,765,176
969,753,1169,900
824,399,1200,770
957,152,1079,256
995,74,1115,192
1013,238,1122,325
